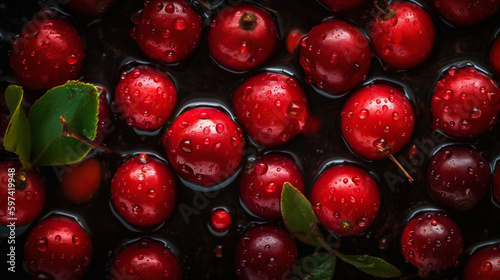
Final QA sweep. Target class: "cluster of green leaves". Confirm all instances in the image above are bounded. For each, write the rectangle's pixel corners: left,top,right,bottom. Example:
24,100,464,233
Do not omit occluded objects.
280,183,402,279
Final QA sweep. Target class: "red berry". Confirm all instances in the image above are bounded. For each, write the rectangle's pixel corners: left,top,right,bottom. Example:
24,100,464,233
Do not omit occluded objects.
115,66,177,130
110,153,177,226
493,164,500,205
208,3,279,72
130,0,202,64
95,89,111,144
431,66,500,139
162,107,245,187
9,9,85,90
369,1,435,69
309,165,380,236
340,84,415,159
432,0,500,26
24,215,93,280
285,28,306,54
463,244,500,279
299,19,372,94
109,238,182,280
400,212,463,272
0,161,46,226
66,0,117,18
232,72,316,147
239,153,305,220
490,36,500,76
210,209,232,232
61,158,102,204
318,0,369,12
234,224,297,280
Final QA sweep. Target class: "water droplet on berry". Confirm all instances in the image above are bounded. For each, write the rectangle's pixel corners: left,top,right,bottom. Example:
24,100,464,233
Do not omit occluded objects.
37,238,48,252
164,50,176,62
174,18,187,30
67,54,78,65
256,163,268,175
147,188,156,198
286,78,297,88
483,261,492,272
358,109,369,120
265,182,276,193
180,139,192,153
459,119,471,131
132,204,144,214
72,235,80,246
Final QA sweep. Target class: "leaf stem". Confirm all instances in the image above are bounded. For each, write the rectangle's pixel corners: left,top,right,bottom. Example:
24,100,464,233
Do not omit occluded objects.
59,115,114,153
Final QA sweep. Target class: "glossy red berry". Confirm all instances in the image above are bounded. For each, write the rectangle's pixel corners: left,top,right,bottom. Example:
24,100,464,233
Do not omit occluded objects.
110,153,177,226
0,161,46,226
208,3,279,72
239,153,305,219
431,66,500,139
210,209,232,232
285,28,305,54
66,0,117,18
115,66,177,130
432,0,500,26
162,107,245,187
299,19,371,94
232,72,318,147
24,215,93,280
369,1,435,69
130,0,202,64
490,36,500,75
95,89,111,144
234,224,297,280
109,238,182,280
493,164,500,205
61,158,102,204
309,165,380,236
340,84,415,159
463,244,500,279
9,9,85,90
318,0,369,12
400,212,463,272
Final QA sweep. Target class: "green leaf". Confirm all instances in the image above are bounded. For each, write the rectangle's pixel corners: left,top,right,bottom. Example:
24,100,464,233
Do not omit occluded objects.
29,81,99,166
281,182,331,250
336,252,402,278
293,253,336,280
3,85,31,169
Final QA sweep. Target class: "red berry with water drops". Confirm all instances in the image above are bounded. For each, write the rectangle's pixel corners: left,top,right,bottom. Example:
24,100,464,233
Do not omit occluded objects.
162,107,245,187
431,66,500,139
299,19,372,94
369,1,435,69
234,224,297,280
309,165,380,236
114,66,177,130
66,0,117,18
0,161,45,226
109,238,182,280
24,215,93,280
463,244,500,279
110,153,177,226
232,72,319,147
493,164,500,205
239,153,305,219
210,209,232,232
130,0,202,64
9,9,85,90
318,0,369,12
340,84,415,159
400,212,463,273
432,0,500,26
490,36,500,75
208,3,279,72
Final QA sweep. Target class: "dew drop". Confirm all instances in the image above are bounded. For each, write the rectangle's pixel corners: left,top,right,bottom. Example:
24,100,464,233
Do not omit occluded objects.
216,123,225,133
174,18,187,30
265,182,276,193
147,188,156,198
180,139,193,153
358,109,369,120
37,238,48,252
287,101,304,117
72,235,80,246
256,163,268,175
67,54,78,65
133,204,144,214
483,261,492,272
442,89,453,100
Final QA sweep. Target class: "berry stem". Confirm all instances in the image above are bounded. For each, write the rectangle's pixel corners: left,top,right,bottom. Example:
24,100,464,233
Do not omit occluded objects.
373,0,396,20
239,12,258,31
386,153,414,183
60,115,114,153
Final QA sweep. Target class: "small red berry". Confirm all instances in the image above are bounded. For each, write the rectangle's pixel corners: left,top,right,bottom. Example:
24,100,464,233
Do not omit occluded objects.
318,0,369,12
490,36,500,76
66,0,117,18
463,244,500,279
285,28,306,54
95,89,111,144
432,0,500,26
210,209,232,232
61,158,102,204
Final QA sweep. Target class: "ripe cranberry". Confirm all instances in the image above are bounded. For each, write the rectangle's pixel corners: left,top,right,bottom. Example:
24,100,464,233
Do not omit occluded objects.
0,161,46,226
340,84,415,159
110,153,177,226
61,158,102,204
66,0,117,18
369,1,435,69
239,153,305,220
210,209,232,232
427,146,490,212
232,72,318,147
490,36,500,75
309,165,380,236
9,9,85,90
234,224,297,279
109,238,182,280
130,0,202,64
463,244,500,279
493,164,500,205
24,215,93,280
114,66,177,130
400,212,463,273
208,3,279,72
431,66,500,139
432,0,500,26
162,107,245,187
95,89,111,144
285,28,305,54
299,19,372,94
318,0,369,12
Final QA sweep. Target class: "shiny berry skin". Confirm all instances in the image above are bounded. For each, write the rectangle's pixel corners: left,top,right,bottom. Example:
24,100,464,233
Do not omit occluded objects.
285,28,305,54
130,0,202,64
234,224,297,280
95,90,111,144
400,212,463,272
66,0,117,18
239,153,305,219
463,244,500,279
115,66,177,130
299,19,372,94
109,238,182,280
208,3,279,72
210,209,232,232
493,164,500,205
340,84,415,159
0,161,46,226
431,66,500,139
490,36,500,75
9,9,85,90
318,0,369,12
162,107,245,187
427,146,490,212
232,73,316,147
432,0,500,26
369,1,435,69
110,153,177,226
61,158,102,204
24,215,93,280
309,165,380,236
